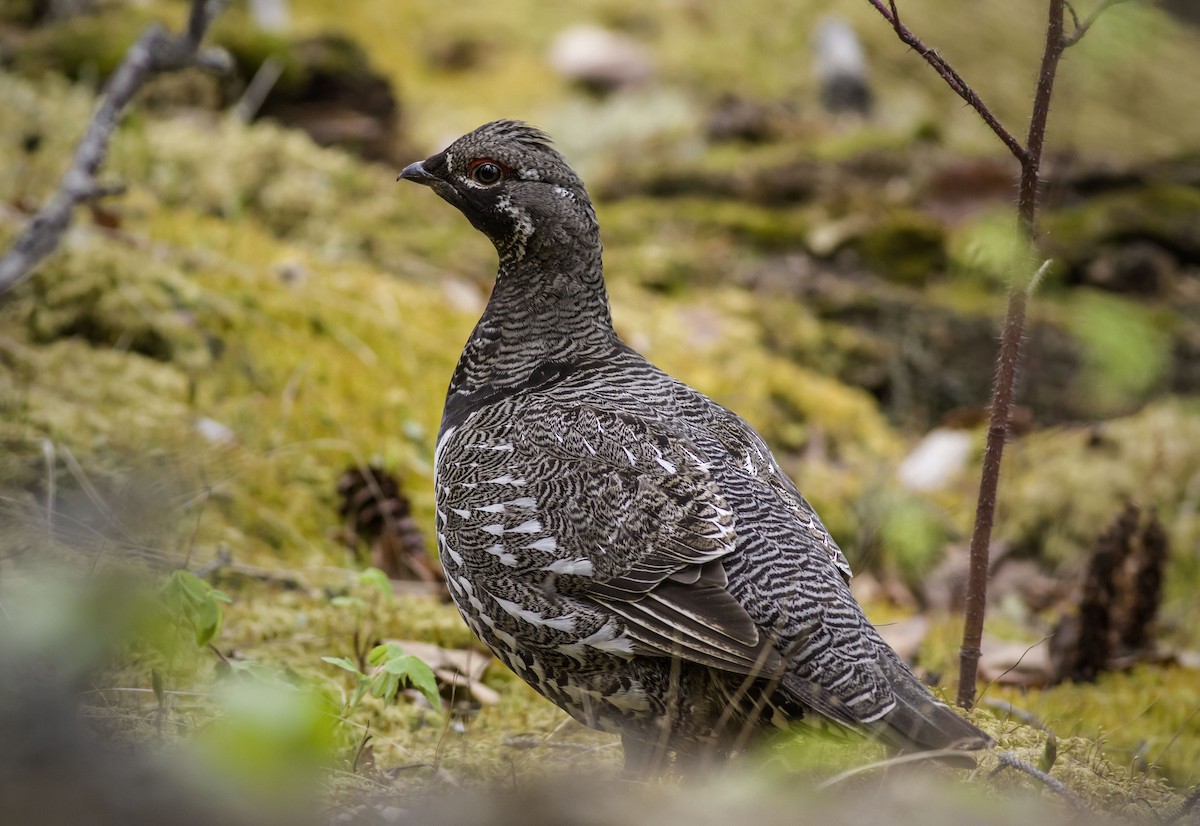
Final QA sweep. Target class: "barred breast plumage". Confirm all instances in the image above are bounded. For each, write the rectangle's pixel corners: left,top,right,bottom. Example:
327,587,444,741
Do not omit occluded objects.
399,120,991,773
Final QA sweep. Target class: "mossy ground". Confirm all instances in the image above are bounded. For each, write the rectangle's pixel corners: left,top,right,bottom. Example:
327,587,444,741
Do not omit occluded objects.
1,0,1199,816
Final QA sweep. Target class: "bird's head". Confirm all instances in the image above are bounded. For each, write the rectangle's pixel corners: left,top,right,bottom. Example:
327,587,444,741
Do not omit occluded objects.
398,120,597,263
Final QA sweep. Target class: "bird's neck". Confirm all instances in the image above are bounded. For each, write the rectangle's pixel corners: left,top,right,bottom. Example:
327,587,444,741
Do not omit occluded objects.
441,240,615,430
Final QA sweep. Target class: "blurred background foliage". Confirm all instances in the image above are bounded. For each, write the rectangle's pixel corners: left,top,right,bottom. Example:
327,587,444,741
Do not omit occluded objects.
1,0,1199,820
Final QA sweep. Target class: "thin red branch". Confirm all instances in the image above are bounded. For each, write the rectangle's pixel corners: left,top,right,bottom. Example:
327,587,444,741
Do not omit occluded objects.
864,0,1027,163
869,0,1124,710
955,0,1066,710
1019,0,1066,232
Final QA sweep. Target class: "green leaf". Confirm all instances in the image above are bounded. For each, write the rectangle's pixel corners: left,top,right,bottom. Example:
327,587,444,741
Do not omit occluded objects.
365,644,441,710
194,594,222,646
370,672,398,700
358,567,393,603
173,570,210,601
366,642,402,667
321,656,362,675
159,570,227,648
330,595,362,609
394,655,441,710
151,668,164,706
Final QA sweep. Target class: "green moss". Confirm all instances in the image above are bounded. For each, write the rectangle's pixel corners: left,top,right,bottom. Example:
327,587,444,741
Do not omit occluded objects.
1042,184,1200,270
995,400,1200,572
1065,291,1173,414
2,1,1200,796
853,210,946,284
14,338,191,449
0,71,97,205
988,665,1200,790
907,612,1200,790
946,208,1042,291
14,235,215,369
7,11,152,81
0,73,477,569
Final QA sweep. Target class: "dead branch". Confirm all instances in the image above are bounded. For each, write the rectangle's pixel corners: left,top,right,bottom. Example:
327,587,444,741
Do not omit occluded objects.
1165,786,1200,825
817,749,993,789
989,751,1087,812
982,698,1047,730
0,0,231,296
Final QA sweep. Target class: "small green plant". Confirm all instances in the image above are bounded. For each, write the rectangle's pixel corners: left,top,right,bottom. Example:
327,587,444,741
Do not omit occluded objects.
158,569,232,647
322,567,442,711
323,642,441,711
328,567,392,669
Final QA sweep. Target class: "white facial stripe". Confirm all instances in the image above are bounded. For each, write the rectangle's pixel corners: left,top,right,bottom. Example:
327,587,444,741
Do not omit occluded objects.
496,194,535,259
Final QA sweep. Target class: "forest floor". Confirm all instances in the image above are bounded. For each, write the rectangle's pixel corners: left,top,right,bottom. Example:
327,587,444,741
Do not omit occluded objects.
1,1,1199,823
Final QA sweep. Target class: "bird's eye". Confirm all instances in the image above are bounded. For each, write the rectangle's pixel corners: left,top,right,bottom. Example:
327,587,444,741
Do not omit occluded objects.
471,161,503,185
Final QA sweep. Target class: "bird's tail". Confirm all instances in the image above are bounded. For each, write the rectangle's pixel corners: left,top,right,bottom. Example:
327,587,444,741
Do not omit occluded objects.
873,651,993,766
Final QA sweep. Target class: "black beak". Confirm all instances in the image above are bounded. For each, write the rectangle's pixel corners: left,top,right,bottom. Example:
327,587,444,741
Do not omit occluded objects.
398,160,438,186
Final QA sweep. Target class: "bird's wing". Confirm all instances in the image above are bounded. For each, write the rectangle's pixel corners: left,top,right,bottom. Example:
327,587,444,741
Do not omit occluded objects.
516,402,785,678
704,400,855,582
655,385,906,726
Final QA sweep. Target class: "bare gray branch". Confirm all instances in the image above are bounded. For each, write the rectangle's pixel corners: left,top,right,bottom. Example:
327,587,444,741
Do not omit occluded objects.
989,751,1087,812
0,0,230,296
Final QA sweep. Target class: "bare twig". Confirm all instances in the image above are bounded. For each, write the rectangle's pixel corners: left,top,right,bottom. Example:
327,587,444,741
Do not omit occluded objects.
0,0,231,295
1063,0,1132,47
956,279,1028,705
868,0,1128,710
1017,1,1066,235
1164,786,1200,825
956,0,1065,708
864,0,1026,162
234,56,285,123
207,642,232,668
989,750,1087,812
818,749,988,788
866,0,1128,709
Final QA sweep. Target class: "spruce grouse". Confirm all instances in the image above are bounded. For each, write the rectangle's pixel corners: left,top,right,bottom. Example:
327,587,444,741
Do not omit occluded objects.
399,120,991,772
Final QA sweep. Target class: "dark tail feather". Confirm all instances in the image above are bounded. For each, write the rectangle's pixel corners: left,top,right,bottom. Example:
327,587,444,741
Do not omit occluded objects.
874,655,993,767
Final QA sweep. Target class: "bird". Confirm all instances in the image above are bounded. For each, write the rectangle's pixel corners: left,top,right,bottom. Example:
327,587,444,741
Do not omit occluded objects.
398,120,991,774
